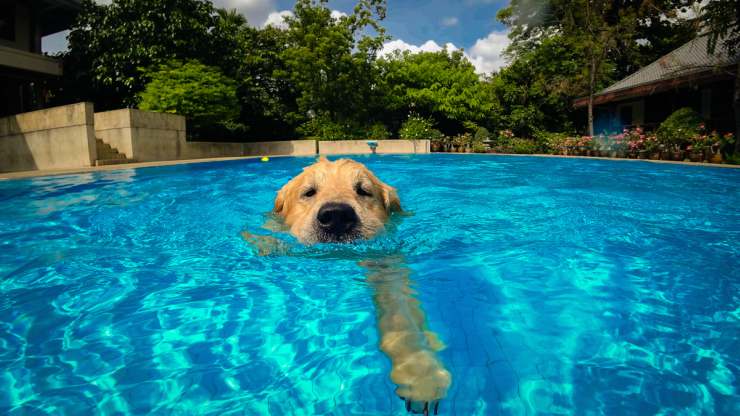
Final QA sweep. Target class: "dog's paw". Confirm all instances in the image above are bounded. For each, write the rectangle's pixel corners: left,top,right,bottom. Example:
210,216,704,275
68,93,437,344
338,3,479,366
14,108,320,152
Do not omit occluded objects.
391,350,451,404
398,396,442,415
241,231,289,256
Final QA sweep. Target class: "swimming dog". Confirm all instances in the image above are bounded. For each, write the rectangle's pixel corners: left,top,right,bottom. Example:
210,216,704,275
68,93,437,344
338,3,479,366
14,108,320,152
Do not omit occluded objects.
245,157,451,414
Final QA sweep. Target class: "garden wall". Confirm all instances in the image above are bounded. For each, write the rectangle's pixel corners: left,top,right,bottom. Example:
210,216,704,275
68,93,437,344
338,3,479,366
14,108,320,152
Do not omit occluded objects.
95,109,187,162
318,139,430,155
0,102,96,172
95,109,317,161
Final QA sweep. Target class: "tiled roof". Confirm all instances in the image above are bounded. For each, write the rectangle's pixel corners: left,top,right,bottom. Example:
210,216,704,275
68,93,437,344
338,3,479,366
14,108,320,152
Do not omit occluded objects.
598,36,738,96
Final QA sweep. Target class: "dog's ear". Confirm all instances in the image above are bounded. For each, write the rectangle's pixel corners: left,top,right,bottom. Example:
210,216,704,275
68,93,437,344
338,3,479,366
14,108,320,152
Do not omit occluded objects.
382,184,402,212
316,156,329,163
273,187,286,214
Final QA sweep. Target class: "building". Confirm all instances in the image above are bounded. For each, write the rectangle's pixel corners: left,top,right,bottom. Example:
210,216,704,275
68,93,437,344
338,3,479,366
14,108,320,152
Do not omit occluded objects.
0,0,81,117
574,36,738,134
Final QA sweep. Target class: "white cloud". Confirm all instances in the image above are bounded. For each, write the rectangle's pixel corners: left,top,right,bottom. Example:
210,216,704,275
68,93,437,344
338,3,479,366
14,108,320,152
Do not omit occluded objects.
215,0,276,27
467,30,510,74
379,30,510,75
441,17,459,27
380,39,460,56
263,10,293,29
331,10,348,20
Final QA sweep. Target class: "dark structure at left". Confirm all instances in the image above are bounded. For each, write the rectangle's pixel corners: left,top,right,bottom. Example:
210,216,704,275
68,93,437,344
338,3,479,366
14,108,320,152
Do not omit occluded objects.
0,0,81,117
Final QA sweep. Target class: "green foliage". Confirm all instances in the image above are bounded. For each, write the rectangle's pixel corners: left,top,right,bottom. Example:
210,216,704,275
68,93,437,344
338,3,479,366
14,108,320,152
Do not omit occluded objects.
377,50,497,133
280,0,387,128
366,123,390,140
508,138,539,154
138,60,240,132
490,36,586,137
297,116,350,141
656,107,703,146
497,0,698,135
474,127,491,142
472,143,488,153
535,131,571,154
62,0,220,109
399,115,442,140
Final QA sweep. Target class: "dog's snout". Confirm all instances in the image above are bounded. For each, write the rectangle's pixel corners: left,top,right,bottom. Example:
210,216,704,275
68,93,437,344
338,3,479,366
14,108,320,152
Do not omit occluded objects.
317,202,358,235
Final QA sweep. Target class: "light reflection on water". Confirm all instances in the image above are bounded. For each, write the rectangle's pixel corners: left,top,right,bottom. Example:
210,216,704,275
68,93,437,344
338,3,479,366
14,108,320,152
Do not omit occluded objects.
0,155,739,415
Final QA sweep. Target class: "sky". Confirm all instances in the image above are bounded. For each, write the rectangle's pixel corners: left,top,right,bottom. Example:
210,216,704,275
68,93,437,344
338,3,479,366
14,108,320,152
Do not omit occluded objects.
42,0,512,75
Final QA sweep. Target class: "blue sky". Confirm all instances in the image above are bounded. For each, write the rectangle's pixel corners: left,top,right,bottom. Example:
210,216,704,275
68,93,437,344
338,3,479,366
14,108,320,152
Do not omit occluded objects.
43,0,511,74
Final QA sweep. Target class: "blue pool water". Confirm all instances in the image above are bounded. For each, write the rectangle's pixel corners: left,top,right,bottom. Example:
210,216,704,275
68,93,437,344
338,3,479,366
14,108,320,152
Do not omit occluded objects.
1,154,739,415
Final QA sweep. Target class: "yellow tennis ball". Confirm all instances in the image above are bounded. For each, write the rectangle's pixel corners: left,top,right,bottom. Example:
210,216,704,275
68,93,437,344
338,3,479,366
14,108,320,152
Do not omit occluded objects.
261,156,269,162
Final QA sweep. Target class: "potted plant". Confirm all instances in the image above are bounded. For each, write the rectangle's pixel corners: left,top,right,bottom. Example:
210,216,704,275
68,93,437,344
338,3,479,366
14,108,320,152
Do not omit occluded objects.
642,135,660,159
687,145,704,162
708,131,735,163
431,139,442,152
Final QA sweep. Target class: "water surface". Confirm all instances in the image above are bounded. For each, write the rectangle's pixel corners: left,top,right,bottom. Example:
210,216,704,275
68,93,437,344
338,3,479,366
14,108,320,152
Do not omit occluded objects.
1,155,739,415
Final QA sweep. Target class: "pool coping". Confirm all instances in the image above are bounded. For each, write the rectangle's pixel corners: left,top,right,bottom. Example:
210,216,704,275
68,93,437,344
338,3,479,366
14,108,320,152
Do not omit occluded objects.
1,152,738,180
0,155,290,180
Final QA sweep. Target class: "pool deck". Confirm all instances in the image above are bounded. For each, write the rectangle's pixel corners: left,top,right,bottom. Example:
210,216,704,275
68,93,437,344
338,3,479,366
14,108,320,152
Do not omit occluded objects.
1,153,738,180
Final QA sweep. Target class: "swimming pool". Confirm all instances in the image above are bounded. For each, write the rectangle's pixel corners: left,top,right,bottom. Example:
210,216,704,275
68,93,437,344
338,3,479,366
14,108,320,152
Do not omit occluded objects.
1,154,738,415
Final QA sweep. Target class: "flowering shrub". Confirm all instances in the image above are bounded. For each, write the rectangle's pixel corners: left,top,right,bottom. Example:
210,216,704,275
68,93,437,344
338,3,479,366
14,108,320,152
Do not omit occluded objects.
689,130,735,154
559,136,593,153
498,129,515,141
399,115,442,140
656,107,702,147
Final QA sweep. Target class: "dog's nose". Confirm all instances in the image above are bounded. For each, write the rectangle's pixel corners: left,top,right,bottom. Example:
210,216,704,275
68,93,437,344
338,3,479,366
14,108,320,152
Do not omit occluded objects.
317,202,358,235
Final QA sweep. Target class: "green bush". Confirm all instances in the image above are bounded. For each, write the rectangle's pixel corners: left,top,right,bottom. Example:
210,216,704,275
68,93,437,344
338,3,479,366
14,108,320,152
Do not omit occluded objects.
399,115,442,140
534,131,570,154
474,126,491,142
297,116,348,141
366,123,390,140
508,138,539,154
656,107,703,147
138,60,240,132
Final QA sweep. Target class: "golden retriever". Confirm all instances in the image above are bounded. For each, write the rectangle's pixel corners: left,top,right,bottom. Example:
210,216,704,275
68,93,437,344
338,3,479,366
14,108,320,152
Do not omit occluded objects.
272,157,401,244
246,157,451,415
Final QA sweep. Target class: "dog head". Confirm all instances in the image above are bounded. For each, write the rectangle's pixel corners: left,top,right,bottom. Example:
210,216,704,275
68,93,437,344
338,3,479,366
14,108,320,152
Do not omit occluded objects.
273,157,401,244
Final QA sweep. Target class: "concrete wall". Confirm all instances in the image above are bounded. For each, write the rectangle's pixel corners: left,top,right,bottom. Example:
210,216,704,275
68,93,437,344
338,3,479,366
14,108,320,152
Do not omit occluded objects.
95,108,317,161
95,109,187,162
2,105,430,173
318,139,430,155
0,102,96,172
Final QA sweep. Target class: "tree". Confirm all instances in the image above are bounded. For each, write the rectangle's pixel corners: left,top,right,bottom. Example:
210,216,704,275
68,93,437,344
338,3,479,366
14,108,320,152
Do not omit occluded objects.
377,50,497,134
138,60,239,133
498,0,697,135
60,0,218,109
237,26,300,139
698,0,740,153
280,0,388,127
489,35,588,137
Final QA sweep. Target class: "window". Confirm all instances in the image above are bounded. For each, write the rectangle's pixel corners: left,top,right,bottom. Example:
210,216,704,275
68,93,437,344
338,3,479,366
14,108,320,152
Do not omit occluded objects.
0,3,15,41
619,105,633,126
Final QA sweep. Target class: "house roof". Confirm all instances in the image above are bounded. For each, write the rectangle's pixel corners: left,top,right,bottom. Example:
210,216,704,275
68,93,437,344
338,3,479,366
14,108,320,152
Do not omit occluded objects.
602,36,736,94
39,0,83,36
573,36,738,108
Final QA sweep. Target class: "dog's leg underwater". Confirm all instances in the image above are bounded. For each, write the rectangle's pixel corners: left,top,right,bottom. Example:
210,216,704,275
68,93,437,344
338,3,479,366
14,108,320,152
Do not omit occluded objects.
361,255,451,414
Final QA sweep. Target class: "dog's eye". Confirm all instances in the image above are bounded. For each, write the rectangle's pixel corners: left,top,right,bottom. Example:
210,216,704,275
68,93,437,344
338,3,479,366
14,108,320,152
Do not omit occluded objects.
303,188,317,198
355,184,372,197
